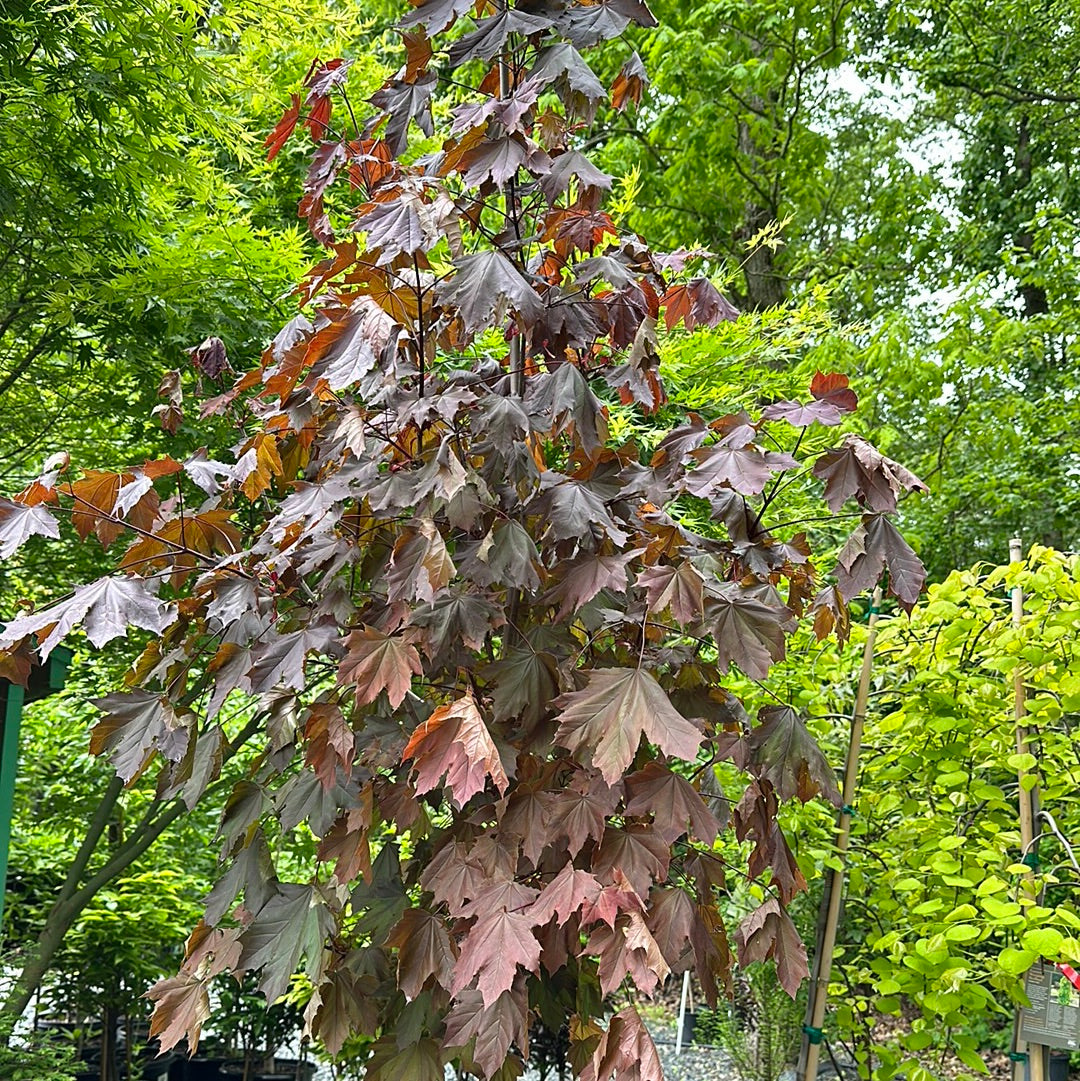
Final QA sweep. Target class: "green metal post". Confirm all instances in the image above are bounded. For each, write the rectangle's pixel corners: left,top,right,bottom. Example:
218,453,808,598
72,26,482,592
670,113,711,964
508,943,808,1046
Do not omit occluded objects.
0,645,71,932
0,679,26,930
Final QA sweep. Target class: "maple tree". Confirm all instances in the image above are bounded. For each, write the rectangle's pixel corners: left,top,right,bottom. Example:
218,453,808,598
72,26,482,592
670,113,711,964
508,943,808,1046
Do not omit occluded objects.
0,0,928,1077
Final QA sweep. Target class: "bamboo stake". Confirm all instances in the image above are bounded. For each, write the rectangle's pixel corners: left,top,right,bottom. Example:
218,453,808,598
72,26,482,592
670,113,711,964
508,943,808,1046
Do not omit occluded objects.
800,586,883,1081
1009,538,1045,1081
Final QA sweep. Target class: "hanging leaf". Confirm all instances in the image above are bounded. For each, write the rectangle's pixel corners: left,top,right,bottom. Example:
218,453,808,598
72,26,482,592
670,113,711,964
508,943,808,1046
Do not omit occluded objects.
734,898,809,998
746,706,841,806
339,628,422,709
836,512,927,611
611,51,649,110
554,668,703,785
404,695,509,806
437,250,544,335
0,498,60,558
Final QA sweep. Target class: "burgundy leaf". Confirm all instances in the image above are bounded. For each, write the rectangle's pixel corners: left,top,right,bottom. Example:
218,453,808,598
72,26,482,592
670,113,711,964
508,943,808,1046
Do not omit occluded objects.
238,884,329,1002
487,648,559,729
547,774,617,856
543,549,639,619
533,477,626,545
456,133,531,188
528,864,603,926
437,250,544,335
685,442,771,497
593,825,670,896
538,149,613,203
624,761,720,844
747,706,840,805
813,434,928,514
636,561,704,624
734,898,809,998
705,582,795,679
399,0,476,34
387,908,456,999
451,908,542,1008
442,990,528,1078
369,73,437,156
554,668,703,785
645,885,696,971
187,336,230,379
447,8,554,67
662,278,738,331
386,519,455,603
836,512,926,611
146,974,210,1054
530,44,606,121
352,195,427,264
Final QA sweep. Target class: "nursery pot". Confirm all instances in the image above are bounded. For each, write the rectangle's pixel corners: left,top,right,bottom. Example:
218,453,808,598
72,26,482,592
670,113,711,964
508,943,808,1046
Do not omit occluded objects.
679,1011,696,1047
256,1059,316,1080
1049,1051,1071,1081
170,1055,233,1081
135,1049,176,1079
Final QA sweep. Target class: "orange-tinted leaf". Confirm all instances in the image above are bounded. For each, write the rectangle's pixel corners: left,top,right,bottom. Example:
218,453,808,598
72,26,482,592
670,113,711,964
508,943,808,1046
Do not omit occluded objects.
0,639,34,686
121,509,241,588
304,702,355,789
661,278,738,331
810,370,858,413
403,694,508,806
317,808,372,884
69,470,159,547
402,28,434,81
236,433,285,501
611,51,648,110
265,93,301,161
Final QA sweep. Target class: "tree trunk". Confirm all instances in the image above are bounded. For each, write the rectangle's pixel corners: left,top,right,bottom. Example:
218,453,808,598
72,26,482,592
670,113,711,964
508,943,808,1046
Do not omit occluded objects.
1014,114,1049,319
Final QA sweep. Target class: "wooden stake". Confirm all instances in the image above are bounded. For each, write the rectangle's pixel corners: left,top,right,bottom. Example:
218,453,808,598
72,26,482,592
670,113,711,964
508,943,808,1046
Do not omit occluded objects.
675,969,692,1056
800,586,883,1081
1009,538,1045,1081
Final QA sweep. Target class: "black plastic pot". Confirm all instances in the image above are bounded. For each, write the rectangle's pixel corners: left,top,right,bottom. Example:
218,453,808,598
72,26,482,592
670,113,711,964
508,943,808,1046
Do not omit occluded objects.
220,1059,314,1081
1049,1051,1071,1081
133,1050,176,1079
168,1055,236,1081
678,1010,695,1046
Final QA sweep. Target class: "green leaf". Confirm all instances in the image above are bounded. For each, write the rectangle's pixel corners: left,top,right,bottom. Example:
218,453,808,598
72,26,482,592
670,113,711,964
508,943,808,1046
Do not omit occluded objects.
1022,927,1064,957
999,947,1038,975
